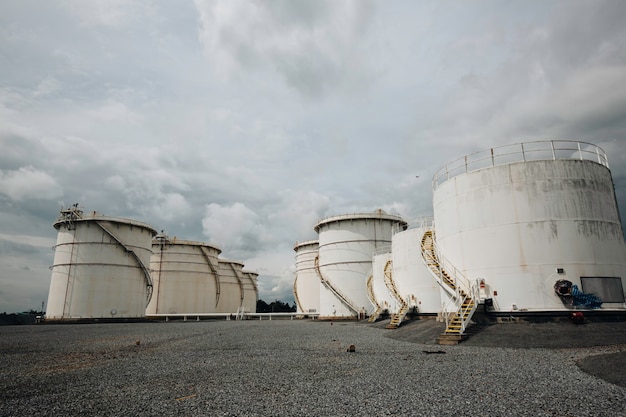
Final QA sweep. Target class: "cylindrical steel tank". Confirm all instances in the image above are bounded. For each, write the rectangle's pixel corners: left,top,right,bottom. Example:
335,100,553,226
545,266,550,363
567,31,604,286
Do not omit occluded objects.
293,240,320,315
146,236,222,315
391,221,443,314
46,205,157,320
216,259,245,313
432,140,626,312
314,210,408,319
370,251,395,313
242,270,259,313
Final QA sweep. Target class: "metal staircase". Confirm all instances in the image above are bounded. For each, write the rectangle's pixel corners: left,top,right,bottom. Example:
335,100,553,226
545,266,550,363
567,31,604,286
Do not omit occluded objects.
366,274,383,322
293,277,304,314
96,221,153,305
314,256,361,317
228,263,246,311
384,260,409,329
421,230,478,344
200,246,221,307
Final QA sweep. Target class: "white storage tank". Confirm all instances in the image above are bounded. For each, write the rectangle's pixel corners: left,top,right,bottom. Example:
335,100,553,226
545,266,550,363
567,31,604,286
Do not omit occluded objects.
146,235,222,315
432,140,626,312
46,205,157,320
370,251,395,314
216,259,245,313
391,221,443,314
315,210,408,319
242,270,259,313
293,240,320,315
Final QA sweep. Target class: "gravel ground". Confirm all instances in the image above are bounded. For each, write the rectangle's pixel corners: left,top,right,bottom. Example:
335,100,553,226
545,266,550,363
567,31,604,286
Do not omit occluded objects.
1,319,625,417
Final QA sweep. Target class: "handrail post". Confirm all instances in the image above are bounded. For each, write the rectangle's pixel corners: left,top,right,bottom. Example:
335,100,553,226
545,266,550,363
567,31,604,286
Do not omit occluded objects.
577,142,583,161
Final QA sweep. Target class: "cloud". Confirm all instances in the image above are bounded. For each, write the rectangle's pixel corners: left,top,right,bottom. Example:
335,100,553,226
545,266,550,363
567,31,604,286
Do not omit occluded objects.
194,0,377,98
0,166,63,201
202,202,266,259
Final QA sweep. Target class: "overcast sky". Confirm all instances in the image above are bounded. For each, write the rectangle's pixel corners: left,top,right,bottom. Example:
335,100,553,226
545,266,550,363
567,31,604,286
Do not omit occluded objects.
1,1,626,314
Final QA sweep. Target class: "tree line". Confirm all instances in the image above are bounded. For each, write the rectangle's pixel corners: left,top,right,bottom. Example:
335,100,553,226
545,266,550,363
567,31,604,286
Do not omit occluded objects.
256,299,296,313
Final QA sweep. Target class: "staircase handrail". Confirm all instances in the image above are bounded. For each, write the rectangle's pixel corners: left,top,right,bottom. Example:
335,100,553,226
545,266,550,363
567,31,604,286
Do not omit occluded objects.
229,263,246,309
200,246,221,307
315,256,361,315
293,277,304,313
384,260,407,313
432,237,479,301
366,273,382,322
421,229,479,334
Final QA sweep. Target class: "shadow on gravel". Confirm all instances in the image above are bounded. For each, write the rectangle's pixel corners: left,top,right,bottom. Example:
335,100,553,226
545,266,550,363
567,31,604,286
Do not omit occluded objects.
577,352,626,388
377,318,626,388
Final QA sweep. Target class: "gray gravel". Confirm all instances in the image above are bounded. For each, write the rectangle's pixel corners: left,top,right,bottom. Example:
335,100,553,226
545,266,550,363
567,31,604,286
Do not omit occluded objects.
1,320,625,417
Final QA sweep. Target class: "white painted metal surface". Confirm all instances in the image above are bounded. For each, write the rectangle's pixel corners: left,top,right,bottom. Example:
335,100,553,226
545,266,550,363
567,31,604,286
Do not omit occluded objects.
46,206,157,320
293,240,320,314
315,211,408,318
433,141,626,312
242,270,259,313
146,236,222,315
370,252,394,313
391,222,443,314
216,259,245,313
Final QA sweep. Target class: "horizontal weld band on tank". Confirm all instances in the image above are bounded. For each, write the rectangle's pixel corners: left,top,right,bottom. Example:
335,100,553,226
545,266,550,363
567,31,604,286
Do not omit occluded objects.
52,242,149,251
295,266,317,271
318,239,393,247
52,262,145,268
152,261,218,267
317,260,374,267
150,269,221,274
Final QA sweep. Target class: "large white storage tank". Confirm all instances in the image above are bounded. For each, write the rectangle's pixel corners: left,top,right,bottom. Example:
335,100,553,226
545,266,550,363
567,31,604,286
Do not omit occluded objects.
315,210,408,319
146,236,222,315
369,251,395,314
432,141,626,312
242,270,259,313
46,205,157,320
293,240,320,315
391,221,443,314
216,259,245,313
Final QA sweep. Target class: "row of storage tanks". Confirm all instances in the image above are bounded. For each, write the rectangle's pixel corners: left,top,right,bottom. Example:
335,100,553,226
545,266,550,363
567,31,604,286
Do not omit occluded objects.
294,140,626,319
45,206,258,320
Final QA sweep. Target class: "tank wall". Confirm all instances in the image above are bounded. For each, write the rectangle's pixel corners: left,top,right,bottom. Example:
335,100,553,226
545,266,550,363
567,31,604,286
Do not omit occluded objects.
46,220,155,319
371,253,395,312
146,242,220,315
294,242,320,314
216,261,244,313
242,271,258,313
433,159,626,311
317,217,402,317
391,228,442,313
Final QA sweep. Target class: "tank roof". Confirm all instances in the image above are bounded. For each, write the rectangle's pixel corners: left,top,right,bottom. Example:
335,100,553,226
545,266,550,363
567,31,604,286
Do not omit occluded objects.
53,206,157,235
293,239,319,251
314,210,407,233
433,140,609,190
152,236,222,253
218,258,245,267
